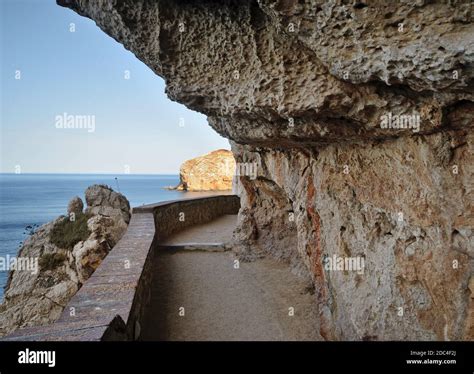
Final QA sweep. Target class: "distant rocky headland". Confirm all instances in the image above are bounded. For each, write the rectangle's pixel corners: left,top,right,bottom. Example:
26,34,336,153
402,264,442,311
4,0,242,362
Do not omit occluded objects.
172,149,235,191
0,185,130,337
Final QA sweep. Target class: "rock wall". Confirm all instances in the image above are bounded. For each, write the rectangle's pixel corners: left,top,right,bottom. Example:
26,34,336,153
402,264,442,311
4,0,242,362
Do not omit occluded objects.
58,0,473,340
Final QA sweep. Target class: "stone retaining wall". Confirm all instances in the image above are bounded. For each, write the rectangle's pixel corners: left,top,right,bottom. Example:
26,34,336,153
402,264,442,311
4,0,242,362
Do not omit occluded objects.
135,195,240,241
2,195,240,341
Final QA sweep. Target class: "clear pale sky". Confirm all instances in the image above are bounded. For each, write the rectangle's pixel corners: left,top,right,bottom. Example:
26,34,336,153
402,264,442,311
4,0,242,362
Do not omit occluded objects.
0,0,230,174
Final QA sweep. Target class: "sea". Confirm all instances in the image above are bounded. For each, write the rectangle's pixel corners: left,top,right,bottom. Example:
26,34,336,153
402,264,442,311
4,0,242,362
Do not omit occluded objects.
0,173,224,301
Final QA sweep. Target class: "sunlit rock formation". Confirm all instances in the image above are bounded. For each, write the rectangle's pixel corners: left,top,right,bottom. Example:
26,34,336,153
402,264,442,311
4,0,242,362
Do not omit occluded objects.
174,149,235,191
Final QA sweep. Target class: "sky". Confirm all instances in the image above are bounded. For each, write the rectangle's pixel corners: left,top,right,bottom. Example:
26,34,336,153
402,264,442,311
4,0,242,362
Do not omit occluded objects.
0,0,230,174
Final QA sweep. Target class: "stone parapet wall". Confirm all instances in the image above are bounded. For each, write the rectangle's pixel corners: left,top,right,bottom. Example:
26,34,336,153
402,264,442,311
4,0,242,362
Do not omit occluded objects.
2,195,240,341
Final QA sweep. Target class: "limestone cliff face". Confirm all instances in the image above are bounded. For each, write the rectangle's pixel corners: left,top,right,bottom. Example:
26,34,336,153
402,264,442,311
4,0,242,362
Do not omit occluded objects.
0,185,130,337
58,0,473,340
175,149,235,191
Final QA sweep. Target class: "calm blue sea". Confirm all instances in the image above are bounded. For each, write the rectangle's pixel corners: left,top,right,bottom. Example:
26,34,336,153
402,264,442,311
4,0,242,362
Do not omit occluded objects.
0,173,220,300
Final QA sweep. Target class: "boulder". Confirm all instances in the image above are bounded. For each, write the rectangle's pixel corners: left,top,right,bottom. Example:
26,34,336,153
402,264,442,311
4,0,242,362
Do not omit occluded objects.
85,184,131,223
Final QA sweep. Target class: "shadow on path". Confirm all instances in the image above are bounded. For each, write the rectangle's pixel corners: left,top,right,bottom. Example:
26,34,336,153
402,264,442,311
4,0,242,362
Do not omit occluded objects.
141,215,321,341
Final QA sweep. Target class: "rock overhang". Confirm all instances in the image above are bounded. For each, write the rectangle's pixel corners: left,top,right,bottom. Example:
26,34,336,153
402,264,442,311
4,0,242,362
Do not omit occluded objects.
57,0,473,147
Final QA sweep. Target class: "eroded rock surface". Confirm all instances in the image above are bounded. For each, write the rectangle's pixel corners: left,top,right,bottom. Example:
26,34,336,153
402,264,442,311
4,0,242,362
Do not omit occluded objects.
0,185,130,336
85,184,131,225
175,149,235,191
58,0,473,340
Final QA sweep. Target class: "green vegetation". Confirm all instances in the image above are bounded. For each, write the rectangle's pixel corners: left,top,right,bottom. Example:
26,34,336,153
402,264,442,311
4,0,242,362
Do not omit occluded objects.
39,252,67,271
50,213,91,250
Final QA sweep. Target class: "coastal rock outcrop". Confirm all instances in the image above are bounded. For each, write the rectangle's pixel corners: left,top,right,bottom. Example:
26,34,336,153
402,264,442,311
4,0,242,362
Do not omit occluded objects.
0,185,130,337
85,184,131,224
58,0,473,341
175,149,235,191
